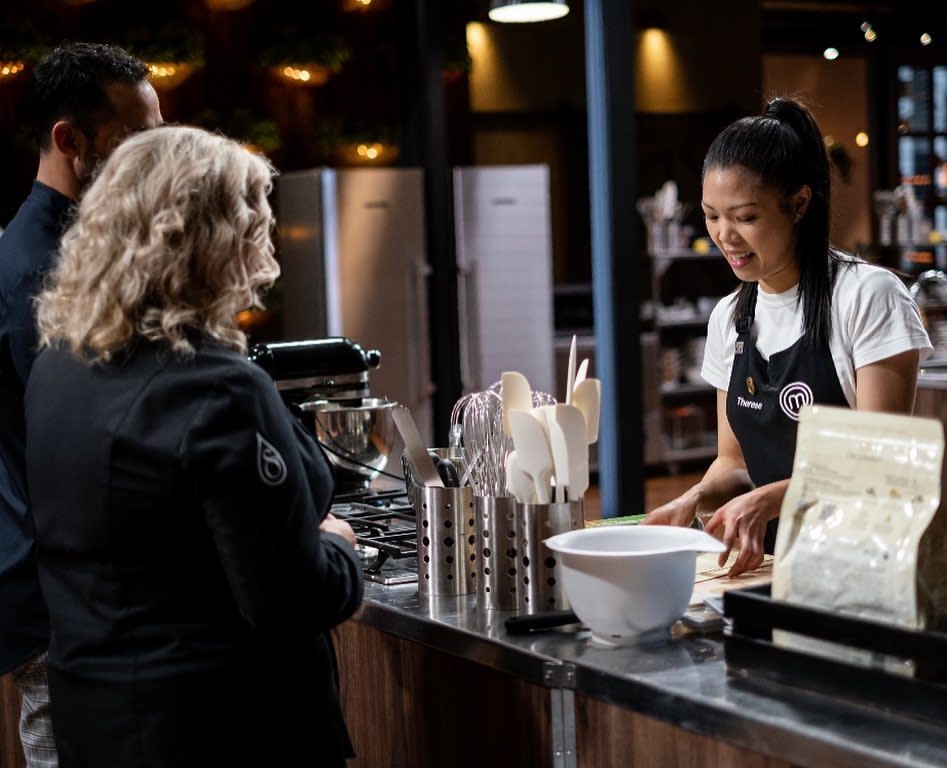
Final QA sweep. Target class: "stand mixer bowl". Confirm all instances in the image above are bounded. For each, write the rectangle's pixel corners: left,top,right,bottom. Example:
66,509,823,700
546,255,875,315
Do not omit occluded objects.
299,397,398,494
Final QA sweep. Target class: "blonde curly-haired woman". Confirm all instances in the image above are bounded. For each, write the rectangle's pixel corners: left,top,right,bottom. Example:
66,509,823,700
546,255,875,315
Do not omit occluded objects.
24,125,363,768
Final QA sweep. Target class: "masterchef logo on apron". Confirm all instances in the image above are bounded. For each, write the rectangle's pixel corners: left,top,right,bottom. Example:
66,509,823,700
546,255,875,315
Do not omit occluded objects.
778,382,813,422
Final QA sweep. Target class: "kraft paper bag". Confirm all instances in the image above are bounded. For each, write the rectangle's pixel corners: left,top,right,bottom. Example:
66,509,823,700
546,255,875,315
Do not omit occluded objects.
772,404,946,677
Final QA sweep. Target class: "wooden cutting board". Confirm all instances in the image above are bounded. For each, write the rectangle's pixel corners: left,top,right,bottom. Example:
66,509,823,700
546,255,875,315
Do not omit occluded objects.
690,551,773,606
584,518,773,606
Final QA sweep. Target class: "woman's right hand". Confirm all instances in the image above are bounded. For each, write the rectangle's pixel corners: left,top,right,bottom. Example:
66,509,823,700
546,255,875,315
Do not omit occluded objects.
642,486,700,528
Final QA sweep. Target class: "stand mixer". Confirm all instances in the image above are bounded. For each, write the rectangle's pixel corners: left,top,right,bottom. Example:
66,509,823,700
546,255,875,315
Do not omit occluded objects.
248,338,398,494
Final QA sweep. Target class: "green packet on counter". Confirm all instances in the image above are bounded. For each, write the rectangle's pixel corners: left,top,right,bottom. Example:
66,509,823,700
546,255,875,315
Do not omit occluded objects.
585,513,645,527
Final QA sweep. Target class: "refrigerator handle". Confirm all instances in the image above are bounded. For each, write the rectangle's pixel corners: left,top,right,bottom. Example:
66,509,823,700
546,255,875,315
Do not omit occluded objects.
457,262,481,393
407,259,434,408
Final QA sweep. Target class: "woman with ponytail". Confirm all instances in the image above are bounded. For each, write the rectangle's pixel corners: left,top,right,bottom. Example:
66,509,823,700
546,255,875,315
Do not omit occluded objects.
643,97,931,577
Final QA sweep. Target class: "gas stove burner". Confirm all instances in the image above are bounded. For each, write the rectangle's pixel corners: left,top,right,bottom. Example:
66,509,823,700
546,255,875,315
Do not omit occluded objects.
330,486,418,584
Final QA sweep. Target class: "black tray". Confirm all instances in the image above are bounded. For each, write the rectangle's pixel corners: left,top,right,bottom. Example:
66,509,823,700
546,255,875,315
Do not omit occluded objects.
723,584,947,727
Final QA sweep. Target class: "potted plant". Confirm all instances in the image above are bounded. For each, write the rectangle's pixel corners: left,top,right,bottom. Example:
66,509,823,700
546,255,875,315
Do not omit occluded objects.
317,120,399,166
119,23,204,90
192,109,281,155
257,24,351,87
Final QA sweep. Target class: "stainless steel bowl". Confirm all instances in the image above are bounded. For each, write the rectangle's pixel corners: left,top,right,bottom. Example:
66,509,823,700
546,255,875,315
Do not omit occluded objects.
299,397,397,494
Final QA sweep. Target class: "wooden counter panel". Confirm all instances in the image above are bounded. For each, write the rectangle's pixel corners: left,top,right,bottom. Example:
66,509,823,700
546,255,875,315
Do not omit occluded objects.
1,674,25,768
575,692,799,768
333,619,552,768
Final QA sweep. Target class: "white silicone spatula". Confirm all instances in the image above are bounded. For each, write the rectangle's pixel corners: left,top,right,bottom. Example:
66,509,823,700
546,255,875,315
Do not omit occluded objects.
565,334,577,405
553,404,589,502
501,371,533,437
540,407,570,503
574,358,589,389
571,377,601,445
508,408,554,504
505,450,536,504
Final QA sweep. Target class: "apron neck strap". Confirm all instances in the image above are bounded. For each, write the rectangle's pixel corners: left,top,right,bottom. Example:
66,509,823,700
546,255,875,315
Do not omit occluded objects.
735,286,758,335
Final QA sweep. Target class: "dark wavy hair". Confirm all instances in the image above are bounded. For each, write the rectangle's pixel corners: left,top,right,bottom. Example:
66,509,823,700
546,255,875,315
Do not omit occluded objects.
31,41,149,151
702,96,853,348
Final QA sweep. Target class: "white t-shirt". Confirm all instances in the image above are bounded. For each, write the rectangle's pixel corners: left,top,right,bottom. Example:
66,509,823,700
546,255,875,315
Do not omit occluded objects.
701,260,933,407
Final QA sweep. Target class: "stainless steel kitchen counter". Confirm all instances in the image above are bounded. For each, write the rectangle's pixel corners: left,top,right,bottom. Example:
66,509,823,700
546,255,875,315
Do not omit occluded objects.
353,582,947,768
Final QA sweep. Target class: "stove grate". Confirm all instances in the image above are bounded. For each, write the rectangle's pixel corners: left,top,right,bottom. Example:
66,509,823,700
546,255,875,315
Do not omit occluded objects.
329,487,418,583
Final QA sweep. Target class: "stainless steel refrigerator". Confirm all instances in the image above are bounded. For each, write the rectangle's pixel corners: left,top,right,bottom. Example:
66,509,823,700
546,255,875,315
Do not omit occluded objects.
275,167,435,443
454,164,556,398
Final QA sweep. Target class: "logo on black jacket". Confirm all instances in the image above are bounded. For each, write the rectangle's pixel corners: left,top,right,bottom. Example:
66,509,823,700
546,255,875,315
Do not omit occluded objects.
256,433,288,486
778,382,813,422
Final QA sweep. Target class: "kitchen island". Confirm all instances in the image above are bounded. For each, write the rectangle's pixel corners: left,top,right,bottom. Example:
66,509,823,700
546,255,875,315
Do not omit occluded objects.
1,567,945,766
333,582,947,768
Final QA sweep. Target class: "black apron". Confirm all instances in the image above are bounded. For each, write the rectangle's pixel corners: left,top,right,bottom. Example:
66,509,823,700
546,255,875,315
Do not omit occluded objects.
726,288,848,553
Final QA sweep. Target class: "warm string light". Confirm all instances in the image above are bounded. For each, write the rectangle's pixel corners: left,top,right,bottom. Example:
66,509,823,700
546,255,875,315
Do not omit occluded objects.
204,0,255,10
275,65,331,86
342,0,390,11
148,63,179,79
146,62,195,89
0,61,25,78
859,19,933,47
357,143,383,160
333,141,399,165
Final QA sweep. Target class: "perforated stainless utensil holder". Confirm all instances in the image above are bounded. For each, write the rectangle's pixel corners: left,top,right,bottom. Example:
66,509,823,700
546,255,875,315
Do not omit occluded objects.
515,500,584,613
474,495,518,610
417,485,476,596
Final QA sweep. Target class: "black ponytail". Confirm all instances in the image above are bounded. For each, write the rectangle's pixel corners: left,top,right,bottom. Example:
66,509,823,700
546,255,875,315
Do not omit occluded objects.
703,97,846,348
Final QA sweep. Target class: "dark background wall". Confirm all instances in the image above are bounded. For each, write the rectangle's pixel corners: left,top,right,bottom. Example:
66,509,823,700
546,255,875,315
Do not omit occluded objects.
2,0,946,283
0,0,478,224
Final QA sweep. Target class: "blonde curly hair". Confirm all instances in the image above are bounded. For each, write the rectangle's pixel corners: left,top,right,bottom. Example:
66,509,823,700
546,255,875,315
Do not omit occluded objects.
35,124,280,361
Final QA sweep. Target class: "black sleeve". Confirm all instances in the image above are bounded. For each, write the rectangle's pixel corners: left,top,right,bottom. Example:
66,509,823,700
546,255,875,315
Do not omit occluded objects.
182,367,363,633
8,272,43,385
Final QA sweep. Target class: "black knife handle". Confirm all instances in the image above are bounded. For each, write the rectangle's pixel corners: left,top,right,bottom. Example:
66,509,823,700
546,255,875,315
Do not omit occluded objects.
504,610,580,635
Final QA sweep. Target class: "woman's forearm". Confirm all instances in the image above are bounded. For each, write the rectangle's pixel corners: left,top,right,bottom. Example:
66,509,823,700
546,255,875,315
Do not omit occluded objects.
691,456,755,515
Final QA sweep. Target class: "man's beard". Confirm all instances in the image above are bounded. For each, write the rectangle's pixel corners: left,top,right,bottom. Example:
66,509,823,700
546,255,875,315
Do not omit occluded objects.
77,151,104,193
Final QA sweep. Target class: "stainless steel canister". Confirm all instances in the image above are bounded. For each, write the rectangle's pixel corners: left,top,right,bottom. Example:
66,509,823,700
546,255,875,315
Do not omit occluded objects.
416,485,476,596
402,450,464,512
515,500,584,613
474,496,518,610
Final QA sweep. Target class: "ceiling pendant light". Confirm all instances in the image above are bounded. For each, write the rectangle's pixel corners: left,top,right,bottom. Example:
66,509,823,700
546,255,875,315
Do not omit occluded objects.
488,0,569,24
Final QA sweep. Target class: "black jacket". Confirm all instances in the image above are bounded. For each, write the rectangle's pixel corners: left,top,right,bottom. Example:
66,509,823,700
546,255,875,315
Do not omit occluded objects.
25,338,363,768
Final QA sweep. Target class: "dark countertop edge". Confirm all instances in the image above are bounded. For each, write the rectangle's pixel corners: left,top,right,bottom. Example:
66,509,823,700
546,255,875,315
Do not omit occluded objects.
354,595,555,687
572,663,935,768
349,586,947,768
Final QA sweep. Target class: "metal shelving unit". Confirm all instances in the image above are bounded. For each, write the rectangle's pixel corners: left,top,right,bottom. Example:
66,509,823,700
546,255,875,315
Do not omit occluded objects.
649,246,724,473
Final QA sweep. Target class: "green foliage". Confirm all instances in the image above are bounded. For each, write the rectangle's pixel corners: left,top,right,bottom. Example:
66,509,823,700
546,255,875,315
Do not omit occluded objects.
117,23,205,65
192,108,281,153
256,24,351,70
0,16,51,62
315,117,396,153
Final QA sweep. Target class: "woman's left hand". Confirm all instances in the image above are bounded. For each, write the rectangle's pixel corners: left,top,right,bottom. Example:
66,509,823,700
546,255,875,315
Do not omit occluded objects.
703,479,787,577
320,513,357,547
